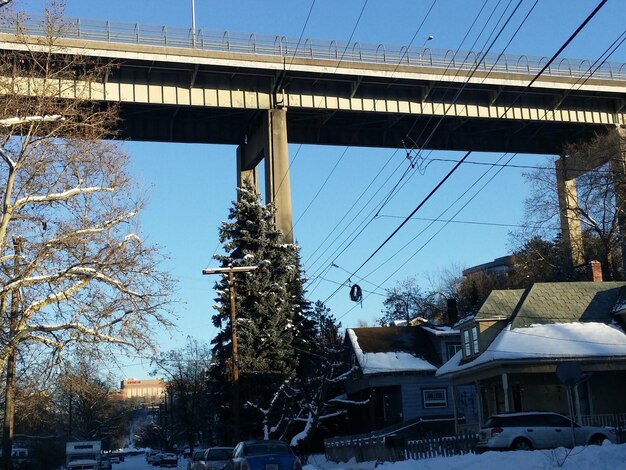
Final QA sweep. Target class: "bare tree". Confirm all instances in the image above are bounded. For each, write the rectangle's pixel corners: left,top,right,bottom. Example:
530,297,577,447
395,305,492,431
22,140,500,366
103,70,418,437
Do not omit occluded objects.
0,4,174,462
152,338,214,451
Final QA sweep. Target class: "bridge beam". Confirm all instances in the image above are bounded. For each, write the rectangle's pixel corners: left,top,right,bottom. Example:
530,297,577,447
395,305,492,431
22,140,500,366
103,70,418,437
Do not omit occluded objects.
237,109,293,242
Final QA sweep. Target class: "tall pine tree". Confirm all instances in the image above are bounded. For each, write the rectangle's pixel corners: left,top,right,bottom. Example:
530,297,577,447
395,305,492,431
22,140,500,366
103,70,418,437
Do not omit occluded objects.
210,181,299,441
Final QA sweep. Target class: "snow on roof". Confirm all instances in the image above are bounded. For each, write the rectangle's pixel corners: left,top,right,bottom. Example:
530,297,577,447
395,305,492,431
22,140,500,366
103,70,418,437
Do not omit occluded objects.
437,322,626,377
420,325,459,336
347,328,437,375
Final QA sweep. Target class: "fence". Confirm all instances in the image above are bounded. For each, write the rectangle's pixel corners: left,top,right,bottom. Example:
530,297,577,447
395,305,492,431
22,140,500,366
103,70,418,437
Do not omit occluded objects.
1,13,626,81
324,413,626,463
325,430,478,463
580,413,626,442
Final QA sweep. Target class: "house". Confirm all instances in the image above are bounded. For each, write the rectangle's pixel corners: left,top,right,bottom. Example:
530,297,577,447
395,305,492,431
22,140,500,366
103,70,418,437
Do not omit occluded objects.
341,323,478,436
437,273,626,429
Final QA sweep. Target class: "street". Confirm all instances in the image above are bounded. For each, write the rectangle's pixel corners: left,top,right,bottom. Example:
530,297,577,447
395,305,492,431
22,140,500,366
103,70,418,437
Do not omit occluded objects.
117,454,186,470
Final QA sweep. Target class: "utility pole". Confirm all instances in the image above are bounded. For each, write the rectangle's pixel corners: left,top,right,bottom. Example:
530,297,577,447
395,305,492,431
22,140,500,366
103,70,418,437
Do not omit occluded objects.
202,265,258,443
3,237,21,470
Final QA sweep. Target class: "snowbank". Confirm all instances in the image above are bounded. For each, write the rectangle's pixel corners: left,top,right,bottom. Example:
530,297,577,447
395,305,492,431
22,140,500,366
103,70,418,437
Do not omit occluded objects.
304,441,626,470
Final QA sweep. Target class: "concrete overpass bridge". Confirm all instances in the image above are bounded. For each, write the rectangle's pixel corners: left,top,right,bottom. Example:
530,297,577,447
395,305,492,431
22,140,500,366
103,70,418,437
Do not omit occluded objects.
1,14,626,265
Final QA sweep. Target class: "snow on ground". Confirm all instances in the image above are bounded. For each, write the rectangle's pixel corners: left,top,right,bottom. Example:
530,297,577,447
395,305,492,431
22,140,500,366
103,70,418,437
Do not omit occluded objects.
303,441,626,470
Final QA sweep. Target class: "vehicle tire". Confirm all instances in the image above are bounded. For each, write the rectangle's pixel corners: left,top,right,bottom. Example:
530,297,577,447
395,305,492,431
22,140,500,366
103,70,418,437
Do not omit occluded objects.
510,438,533,451
589,434,606,446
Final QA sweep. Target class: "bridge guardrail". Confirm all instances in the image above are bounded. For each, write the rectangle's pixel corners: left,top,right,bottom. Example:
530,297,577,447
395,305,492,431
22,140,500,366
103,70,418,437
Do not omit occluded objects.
1,13,625,81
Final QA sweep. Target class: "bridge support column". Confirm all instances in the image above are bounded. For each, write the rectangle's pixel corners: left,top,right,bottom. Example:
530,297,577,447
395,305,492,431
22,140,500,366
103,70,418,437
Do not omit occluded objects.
556,157,585,272
611,126,626,274
237,108,293,242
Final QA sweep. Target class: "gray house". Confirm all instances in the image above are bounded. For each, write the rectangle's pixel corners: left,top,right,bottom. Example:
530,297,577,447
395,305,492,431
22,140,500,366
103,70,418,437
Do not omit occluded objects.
341,324,478,435
437,279,626,429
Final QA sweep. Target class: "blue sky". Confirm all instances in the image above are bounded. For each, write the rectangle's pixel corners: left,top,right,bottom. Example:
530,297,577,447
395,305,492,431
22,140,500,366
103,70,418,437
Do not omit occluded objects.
12,0,626,379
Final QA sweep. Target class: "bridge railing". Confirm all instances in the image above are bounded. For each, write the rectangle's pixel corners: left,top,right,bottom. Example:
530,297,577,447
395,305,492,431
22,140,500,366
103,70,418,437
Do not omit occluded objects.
2,13,625,81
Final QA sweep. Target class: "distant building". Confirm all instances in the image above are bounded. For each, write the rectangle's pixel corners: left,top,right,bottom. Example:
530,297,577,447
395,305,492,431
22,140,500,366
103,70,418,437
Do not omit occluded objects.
119,378,165,404
462,255,512,277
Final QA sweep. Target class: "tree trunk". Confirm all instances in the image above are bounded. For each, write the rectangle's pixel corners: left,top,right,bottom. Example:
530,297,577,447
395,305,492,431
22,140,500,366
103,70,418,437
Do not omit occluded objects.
2,239,21,470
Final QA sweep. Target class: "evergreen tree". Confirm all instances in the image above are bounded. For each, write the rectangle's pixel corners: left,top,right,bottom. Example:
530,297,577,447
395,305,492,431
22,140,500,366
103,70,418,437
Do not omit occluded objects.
210,181,299,441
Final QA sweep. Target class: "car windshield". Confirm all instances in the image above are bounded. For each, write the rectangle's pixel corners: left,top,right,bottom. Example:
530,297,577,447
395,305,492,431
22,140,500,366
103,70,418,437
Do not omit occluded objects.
207,449,232,460
247,444,291,456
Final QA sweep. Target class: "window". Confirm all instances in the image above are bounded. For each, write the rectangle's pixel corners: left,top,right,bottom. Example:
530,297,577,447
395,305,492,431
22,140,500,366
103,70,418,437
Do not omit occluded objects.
471,326,479,354
462,329,471,357
423,388,447,408
447,343,462,360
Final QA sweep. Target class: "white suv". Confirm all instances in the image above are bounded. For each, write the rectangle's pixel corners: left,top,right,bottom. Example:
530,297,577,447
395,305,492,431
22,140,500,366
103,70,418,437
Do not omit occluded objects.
476,411,616,452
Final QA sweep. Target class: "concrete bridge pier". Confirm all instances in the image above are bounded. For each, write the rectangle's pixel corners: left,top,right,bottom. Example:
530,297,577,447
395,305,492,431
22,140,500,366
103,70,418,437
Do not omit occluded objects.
556,156,585,272
611,126,626,273
556,126,626,276
237,108,294,243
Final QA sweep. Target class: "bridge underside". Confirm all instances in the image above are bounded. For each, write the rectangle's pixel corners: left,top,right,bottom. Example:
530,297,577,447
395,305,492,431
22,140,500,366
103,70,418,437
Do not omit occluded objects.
119,104,605,155
2,31,626,251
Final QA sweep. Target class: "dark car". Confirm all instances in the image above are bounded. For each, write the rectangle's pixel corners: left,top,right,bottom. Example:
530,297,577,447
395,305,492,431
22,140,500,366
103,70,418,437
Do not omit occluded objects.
203,447,233,470
159,453,178,468
476,411,616,452
188,449,207,470
230,440,301,470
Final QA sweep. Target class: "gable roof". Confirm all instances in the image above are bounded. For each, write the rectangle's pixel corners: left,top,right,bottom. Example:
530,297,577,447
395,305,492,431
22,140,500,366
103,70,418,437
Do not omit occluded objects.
346,326,440,375
476,289,525,321
437,281,626,379
437,321,626,378
511,282,626,328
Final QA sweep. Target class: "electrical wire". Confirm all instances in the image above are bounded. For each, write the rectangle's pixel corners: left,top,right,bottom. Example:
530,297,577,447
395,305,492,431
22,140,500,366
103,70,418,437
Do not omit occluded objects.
325,0,610,310
306,0,500,287
287,0,317,70
302,1,439,274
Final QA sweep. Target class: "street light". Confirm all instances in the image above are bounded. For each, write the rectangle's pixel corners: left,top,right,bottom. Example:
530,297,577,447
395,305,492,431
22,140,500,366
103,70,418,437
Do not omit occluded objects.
419,35,434,63
202,265,258,443
191,0,196,47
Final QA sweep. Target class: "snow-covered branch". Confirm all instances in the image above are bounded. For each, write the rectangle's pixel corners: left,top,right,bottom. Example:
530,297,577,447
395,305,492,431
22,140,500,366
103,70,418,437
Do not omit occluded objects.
326,366,357,382
0,147,16,168
43,210,139,247
23,321,131,346
14,186,114,208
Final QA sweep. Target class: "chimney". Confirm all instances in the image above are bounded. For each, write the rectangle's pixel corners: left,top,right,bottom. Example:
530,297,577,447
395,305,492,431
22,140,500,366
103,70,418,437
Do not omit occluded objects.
587,260,603,282
447,298,459,326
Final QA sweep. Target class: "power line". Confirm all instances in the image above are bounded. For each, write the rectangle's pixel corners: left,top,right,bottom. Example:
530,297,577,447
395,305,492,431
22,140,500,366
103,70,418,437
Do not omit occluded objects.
376,214,549,230
302,1,440,274
288,0,317,70
326,0,609,311
307,0,500,287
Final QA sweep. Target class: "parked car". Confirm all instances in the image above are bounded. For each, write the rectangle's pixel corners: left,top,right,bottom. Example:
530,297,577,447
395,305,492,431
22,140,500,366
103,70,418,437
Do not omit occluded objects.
99,457,112,470
151,452,164,466
160,453,178,468
203,447,233,470
229,440,301,470
476,411,617,452
188,449,207,470
147,450,160,462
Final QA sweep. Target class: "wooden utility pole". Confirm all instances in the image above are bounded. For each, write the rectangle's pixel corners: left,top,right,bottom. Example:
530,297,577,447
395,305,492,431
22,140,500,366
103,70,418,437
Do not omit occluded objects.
202,265,258,443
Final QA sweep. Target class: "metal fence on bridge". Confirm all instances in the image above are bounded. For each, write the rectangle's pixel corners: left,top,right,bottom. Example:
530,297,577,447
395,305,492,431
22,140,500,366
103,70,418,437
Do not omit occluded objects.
2,13,626,81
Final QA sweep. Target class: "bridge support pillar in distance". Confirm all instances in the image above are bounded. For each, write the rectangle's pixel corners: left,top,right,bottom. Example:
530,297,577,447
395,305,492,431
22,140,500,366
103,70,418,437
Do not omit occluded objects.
611,126,626,274
556,156,585,272
236,108,294,243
